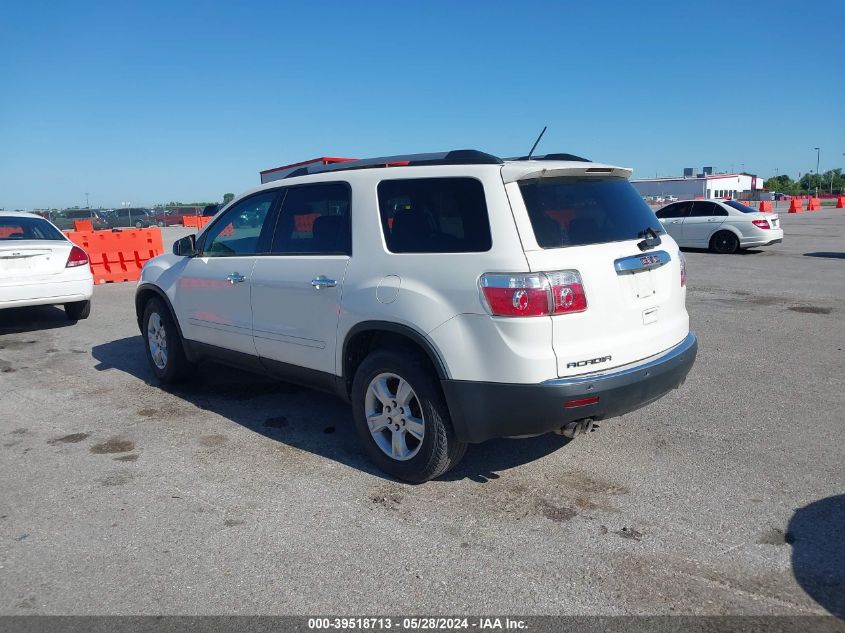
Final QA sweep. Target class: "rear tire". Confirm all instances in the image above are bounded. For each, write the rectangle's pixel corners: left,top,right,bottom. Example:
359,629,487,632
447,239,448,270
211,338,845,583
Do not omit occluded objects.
142,297,194,383
135,221,144,228
64,300,91,321
710,230,739,254
157,221,165,227
352,350,467,483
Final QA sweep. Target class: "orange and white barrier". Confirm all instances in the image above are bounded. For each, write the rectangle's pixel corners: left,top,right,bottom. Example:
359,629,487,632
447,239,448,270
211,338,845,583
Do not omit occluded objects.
63,228,164,284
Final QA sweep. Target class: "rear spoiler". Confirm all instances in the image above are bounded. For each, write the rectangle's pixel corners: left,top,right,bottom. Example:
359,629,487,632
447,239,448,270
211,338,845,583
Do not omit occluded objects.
501,162,633,183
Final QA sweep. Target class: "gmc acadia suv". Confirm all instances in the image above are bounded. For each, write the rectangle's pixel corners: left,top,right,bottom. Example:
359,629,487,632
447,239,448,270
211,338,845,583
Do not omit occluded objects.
135,150,697,482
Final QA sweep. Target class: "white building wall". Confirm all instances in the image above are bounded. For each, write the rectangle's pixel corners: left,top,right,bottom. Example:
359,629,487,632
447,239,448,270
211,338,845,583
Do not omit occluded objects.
706,174,756,199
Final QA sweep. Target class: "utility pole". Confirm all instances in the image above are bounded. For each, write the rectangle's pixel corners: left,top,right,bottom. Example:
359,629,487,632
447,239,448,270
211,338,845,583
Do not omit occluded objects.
814,147,820,197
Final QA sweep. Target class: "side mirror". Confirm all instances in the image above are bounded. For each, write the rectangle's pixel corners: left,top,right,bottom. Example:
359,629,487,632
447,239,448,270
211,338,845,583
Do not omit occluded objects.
173,234,197,257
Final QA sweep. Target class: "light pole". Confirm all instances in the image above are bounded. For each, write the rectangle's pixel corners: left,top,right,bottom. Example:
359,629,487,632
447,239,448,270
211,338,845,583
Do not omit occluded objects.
814,147,820,197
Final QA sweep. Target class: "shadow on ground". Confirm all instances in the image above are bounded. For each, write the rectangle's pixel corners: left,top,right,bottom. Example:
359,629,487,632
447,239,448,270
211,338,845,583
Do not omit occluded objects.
0,305,77,335
804,252,845,260
91,336,570,483
679,247,764,255
788,494,845,619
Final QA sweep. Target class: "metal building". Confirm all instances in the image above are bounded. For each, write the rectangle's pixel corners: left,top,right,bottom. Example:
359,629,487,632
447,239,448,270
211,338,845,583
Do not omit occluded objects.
631,170,763,201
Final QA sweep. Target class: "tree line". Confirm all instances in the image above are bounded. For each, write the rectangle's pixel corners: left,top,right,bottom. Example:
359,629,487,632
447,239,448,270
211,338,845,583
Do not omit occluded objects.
764,169,844,195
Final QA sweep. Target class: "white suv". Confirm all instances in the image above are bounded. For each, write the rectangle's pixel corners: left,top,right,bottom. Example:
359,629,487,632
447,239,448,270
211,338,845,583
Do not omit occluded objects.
136,150,697,482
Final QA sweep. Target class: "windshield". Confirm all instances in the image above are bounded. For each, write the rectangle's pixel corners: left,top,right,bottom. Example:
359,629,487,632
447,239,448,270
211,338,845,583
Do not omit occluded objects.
0,216,66,241
724,200,759,214
518,177,664,248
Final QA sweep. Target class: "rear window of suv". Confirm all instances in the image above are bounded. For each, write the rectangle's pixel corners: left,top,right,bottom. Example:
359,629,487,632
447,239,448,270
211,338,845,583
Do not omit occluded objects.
518,177,664,248
378,178,491,253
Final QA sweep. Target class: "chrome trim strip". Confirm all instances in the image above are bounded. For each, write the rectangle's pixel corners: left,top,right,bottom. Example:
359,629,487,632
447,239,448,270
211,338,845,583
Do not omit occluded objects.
614,250,671,274
543,333,697,386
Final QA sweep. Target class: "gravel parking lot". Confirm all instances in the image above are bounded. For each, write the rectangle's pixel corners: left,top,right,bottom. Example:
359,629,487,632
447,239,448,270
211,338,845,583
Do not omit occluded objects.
1,210,843,616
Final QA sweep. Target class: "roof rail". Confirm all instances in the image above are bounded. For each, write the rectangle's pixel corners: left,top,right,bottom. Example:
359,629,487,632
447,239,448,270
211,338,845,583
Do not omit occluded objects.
507,153,591,162
283,149,502,179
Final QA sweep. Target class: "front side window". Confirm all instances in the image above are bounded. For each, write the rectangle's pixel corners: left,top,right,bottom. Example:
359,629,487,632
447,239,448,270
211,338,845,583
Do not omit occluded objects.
519,177,664,249
269,183,351,255
656,202,691,219
377,177,491,253
0,216,65,241
203,191,277,256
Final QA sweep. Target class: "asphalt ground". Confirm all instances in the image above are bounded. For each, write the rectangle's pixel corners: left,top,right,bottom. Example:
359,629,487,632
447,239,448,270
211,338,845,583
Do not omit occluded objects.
0,208,843,617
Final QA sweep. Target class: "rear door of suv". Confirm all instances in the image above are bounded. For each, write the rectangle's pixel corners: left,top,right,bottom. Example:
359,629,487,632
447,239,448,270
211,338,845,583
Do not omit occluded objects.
503,164,689,378
250,182,352,375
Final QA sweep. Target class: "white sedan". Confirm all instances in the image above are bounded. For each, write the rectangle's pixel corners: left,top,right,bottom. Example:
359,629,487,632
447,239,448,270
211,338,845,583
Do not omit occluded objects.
656,199,784,254
0,211,93,320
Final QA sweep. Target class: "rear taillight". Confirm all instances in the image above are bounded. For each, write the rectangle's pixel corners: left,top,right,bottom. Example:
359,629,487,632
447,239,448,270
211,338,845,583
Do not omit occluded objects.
66,246,89,268
479,270,587,317
679,251,686,287
546,270,588,314
751,219,770,229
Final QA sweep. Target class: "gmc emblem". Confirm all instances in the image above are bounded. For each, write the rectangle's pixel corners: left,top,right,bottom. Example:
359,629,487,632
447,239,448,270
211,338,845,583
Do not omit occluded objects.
566,355,612,368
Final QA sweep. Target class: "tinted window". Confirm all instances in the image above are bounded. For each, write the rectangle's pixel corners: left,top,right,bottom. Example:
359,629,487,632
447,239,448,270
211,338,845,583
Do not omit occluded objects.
378,178,491,253
690,202,727,217
724,200,758,214
203,191,277,256
657,202,691,219
269,183,351,255
519,177,664,248
0,216,65,241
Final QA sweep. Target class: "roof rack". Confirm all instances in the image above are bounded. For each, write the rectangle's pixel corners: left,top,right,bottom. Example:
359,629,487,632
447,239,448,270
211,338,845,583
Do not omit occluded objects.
284,149,503,179
506,153,591,162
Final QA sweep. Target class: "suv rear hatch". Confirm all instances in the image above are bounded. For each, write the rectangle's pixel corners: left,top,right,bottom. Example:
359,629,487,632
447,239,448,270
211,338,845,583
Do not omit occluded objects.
502,163,690,378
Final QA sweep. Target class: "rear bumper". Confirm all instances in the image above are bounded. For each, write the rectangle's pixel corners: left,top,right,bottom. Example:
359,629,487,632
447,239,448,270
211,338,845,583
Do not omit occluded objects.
0,277,93,310
441,332,698,443
740,229,784,248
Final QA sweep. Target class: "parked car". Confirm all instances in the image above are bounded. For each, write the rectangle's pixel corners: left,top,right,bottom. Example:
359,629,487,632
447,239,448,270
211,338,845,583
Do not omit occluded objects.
0,211,93,320
51,209,109,231
656,199,783,254
136,149,697,482
151,209,189,227
665,195,679,202
105,207,155,228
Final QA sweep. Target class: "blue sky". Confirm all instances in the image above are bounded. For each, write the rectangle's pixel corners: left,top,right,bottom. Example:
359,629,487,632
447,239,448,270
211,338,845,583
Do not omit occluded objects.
1,0,843,209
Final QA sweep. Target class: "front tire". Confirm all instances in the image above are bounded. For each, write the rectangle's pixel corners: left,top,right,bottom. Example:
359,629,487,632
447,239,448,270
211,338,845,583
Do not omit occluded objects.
64,300,91,321
142,297,194,383
135,221,144,228
157,221,165,227
351,350,467,483
710,230,739,254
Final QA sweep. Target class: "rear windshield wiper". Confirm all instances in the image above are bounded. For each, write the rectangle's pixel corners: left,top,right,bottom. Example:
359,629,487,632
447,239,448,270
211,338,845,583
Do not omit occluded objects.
637,227,662,251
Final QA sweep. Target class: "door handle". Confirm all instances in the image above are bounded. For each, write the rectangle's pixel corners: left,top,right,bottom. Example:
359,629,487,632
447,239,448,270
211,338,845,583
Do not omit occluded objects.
670,220,681,224
311,276,337,289
226,272,246,284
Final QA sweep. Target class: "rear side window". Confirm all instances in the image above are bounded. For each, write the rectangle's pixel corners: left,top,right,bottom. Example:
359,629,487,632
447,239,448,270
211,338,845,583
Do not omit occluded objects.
378,178,491,253
690,202,727,217
724,200,758,214
270,183,351,255
0,217,65,241
519,177,664,248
